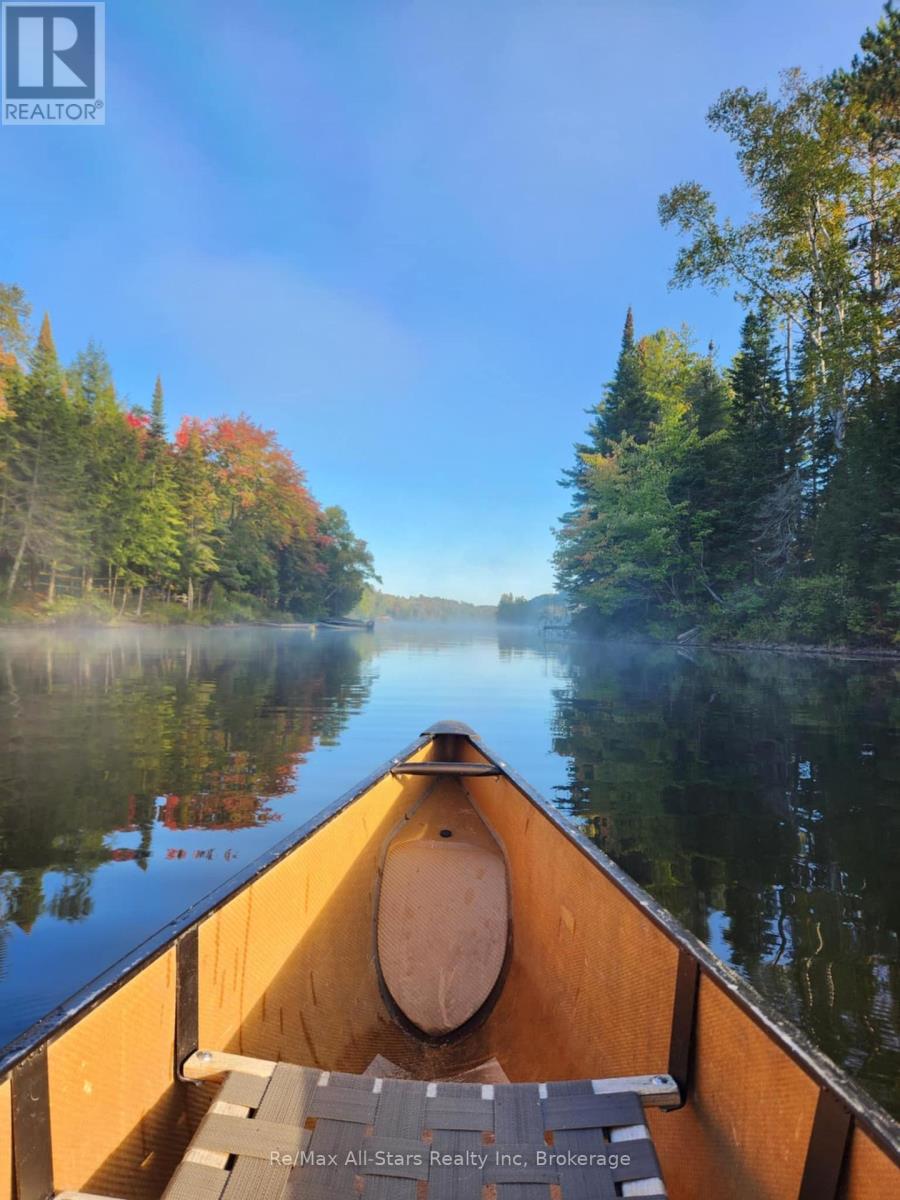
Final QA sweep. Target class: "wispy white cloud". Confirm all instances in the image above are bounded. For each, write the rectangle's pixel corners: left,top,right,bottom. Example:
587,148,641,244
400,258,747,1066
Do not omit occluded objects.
136,249,419,410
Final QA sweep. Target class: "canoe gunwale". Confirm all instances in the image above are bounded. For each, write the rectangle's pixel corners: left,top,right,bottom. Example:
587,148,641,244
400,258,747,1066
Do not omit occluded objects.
0,731,432,1085
0,720,896,1175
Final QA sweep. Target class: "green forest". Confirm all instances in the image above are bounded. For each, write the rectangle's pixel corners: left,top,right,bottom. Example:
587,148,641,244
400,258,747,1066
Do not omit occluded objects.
0,299,378,623
354,588,496,622
556,5,899,646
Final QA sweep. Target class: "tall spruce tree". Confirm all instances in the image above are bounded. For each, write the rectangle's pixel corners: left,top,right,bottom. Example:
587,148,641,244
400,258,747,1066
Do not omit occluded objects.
596,308,658,450
690,343,731,439
150,376,166,444
727,307,790,573
564,309,659,505
68,342,116,413
173,421,219,611
3,315,82,597
676,346,735,595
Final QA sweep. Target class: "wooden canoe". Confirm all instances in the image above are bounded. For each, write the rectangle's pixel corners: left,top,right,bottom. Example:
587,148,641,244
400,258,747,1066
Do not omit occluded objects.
0,720,897,1200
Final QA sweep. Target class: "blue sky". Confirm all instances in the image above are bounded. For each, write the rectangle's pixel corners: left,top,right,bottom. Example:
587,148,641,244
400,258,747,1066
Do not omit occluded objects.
0,0,880,603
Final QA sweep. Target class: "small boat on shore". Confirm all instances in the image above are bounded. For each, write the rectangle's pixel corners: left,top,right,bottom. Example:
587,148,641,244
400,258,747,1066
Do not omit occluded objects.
1,721,897,1199
318,617,375,631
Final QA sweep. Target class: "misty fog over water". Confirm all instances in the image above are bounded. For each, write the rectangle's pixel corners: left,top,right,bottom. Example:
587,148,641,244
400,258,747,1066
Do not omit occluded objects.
0,624,897,1114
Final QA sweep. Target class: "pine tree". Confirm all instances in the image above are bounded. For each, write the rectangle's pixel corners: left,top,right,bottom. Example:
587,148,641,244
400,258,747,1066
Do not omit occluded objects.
689,343,731,438
65,342,116,592
116,375,182,614
563,309,658,506
3,314,83,598
32,314,61,390
68,341,116,414
150,376,166,443
595,308,658,451
675,347,735,599
173,420,219,610
727,307,791,574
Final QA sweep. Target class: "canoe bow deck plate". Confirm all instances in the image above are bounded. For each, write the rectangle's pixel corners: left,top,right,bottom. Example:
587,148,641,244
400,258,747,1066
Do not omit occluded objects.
376,777,509,1037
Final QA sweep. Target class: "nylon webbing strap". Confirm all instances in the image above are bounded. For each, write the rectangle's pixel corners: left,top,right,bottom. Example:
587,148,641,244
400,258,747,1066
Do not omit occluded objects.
542,1090,643,1130
425,1093,495,1130
193,1112,309,1161
218,1070,270,1110
163,1067,670,1199
307,1084,379,1124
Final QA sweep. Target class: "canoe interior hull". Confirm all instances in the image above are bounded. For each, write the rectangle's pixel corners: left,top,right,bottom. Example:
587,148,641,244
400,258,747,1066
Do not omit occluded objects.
0,728,896,1200
375,777,510,1038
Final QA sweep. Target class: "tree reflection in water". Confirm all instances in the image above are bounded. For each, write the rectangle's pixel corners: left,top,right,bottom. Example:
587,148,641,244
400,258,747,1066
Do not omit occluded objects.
0,628,896,1116
550,642,899,1116
0,628,373,943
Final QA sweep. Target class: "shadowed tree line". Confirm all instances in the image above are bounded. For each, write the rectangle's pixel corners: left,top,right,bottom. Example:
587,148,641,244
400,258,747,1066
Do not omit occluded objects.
0,296,378,621
557,6,899,645
551,641,900,1115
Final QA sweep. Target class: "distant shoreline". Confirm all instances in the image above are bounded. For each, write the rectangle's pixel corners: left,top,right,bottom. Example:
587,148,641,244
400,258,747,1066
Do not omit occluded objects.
1,617,898,661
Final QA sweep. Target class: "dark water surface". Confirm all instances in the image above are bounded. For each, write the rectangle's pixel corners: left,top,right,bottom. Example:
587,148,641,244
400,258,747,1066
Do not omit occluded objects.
0,626,897,1115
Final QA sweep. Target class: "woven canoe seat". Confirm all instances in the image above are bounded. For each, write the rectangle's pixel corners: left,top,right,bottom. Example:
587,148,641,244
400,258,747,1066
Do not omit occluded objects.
164,1060,670,1199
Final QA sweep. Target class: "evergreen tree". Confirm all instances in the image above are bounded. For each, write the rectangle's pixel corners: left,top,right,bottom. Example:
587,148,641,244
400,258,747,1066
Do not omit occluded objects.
815,376,900,630
596,308,658,451
727,307,791,572
689,343,731,439
563,309,659,507
150,376,166,444
68,341,116,413
2,315,83,597
173,420,219,611
676,347,735,599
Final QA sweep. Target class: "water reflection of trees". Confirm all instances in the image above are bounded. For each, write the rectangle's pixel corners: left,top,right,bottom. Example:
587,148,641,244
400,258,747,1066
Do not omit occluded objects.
551,643,900,1115
0,630,373,939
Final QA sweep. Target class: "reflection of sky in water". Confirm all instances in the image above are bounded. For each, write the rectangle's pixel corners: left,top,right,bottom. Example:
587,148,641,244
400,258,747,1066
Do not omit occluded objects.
706,909,732,962
0,625,897,1115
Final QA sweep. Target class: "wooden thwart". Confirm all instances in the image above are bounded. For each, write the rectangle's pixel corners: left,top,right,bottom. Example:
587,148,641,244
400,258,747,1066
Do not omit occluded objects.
390,761,501,776
182,1050,277,1082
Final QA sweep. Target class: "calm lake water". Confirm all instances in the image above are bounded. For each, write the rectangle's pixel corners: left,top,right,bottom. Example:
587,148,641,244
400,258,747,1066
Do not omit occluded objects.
0,625,897,1115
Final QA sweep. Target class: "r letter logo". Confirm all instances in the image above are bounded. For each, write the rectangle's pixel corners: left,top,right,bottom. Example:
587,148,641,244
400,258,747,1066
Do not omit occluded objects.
2,3,105,124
